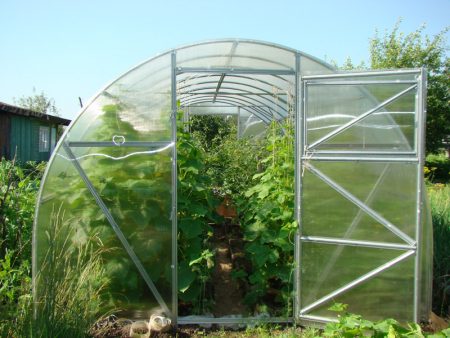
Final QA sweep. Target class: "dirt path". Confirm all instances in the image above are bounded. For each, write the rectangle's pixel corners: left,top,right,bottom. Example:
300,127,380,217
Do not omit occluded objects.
212,224,247,317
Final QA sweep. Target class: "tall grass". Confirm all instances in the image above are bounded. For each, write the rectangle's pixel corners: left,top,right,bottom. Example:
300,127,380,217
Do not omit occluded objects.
429,184,450,317
0,207,111,337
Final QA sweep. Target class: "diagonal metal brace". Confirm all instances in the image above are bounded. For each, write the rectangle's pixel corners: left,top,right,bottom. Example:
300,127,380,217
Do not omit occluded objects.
300,249,415,315
305,162,416,246
307,84,417,150
62,142,172,317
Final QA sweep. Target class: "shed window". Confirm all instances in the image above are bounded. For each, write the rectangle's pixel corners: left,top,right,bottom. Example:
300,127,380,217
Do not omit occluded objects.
39,126,50,152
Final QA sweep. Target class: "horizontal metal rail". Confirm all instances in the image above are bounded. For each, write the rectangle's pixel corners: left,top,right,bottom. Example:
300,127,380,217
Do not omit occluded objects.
178,316,293,325
67,141,172,147
309,150,416,155
301,236,416,250
299,250,415,315
305,80,417,86
176,66,296,75
298,314,338,324
302,155,419,163
302,69,421,80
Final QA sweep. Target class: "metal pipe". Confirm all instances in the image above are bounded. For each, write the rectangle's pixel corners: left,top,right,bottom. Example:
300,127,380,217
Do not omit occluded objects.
293,52,301,320
302,156,419,163
67,141,172,148
300,250,415,315
310,150,416,155
413,68,427,322
305,80,417,85
303,69,421,80
176,66,295,75
299,314,338,324
295,52,305,320
301,236,415,250
177,316,293,325
171,51,178,325
307,84,417,150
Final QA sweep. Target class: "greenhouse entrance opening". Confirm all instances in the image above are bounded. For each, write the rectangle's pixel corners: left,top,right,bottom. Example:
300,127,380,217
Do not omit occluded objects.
34,40,432,328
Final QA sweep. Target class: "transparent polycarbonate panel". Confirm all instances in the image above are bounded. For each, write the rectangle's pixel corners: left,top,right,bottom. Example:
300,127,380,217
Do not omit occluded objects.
309,161,418,240
232,42,295,70
299,55,334,76
315,91,416,151
305,83,417,151
176,41,295,70
300,242,404,307
239,114,267,139
34,146,173,319
305,253,414,322
301,165,416,243
67,53,172,143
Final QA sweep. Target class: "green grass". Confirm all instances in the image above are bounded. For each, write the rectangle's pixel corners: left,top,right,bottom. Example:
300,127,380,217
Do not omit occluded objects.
0,207,112,337
429,183,450,316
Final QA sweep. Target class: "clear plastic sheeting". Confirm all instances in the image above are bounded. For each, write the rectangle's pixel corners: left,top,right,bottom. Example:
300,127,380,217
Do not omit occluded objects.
33,39,431,326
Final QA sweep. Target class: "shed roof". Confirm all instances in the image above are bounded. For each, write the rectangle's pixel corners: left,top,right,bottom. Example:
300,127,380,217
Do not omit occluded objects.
0,101,71,126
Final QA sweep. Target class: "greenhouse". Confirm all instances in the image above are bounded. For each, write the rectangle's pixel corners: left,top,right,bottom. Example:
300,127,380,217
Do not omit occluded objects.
33,39,431,327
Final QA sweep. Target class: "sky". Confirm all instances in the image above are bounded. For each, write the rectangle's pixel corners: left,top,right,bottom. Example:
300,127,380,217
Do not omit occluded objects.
0,0,449,120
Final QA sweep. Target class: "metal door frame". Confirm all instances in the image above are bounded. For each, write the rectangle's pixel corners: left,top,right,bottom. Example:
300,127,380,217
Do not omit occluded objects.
294,69,427,324
171,51,300,326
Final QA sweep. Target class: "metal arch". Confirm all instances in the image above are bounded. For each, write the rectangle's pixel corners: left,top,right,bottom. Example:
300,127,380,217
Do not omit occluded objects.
179,94,275,119
180,97,269,118
179,95,275,122
178,82,289,120
179,81,290,106
183,95,287,123
180,97,273,123
178,87,289,119
177,73,291,92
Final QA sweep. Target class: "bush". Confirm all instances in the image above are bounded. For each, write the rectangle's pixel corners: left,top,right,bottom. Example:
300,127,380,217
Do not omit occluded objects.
0,158,45,264
425,153,450,183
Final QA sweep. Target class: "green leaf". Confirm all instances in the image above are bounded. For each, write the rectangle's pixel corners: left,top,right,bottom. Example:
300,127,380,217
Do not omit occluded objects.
179,218,204,239
328,302,348,312
178,263,196,293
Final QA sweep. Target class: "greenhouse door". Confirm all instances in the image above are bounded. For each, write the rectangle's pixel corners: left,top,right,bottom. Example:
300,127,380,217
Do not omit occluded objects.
295,69,427,324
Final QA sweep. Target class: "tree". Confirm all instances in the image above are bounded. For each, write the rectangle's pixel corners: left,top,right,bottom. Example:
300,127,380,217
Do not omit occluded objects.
14,88,59,117
370,21,449,154
338,21,449,154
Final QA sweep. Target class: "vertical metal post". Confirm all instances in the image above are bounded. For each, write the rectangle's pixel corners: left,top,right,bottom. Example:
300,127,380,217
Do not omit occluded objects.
293,52,302,320
171,51,178,325
413,68,427,322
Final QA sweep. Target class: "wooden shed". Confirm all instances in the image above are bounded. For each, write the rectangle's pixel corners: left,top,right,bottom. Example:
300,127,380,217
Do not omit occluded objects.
0,102,71,162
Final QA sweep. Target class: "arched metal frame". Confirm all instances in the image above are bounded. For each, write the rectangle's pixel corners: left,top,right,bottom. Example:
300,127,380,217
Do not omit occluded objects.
33,39,430,328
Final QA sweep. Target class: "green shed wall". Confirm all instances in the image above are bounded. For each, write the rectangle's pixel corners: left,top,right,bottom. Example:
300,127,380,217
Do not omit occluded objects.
10,115,52,162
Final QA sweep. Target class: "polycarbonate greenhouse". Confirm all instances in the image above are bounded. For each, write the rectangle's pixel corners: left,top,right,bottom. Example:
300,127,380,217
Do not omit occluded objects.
33,39,432,327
